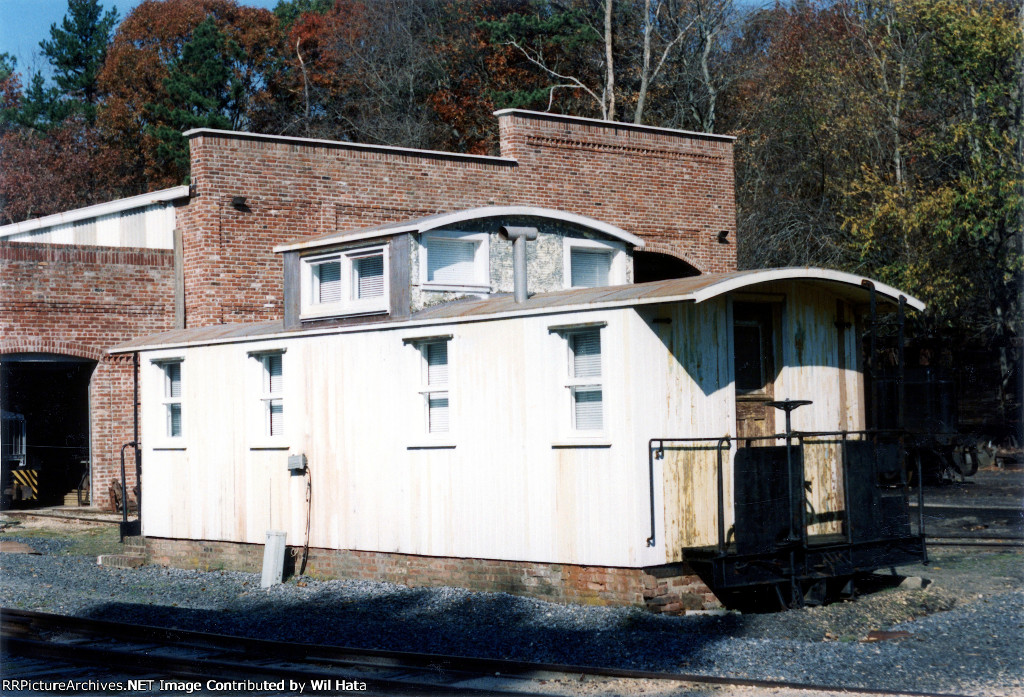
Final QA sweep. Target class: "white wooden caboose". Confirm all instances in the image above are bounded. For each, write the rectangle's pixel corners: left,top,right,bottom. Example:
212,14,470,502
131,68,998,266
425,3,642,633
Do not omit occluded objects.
114,207,925,610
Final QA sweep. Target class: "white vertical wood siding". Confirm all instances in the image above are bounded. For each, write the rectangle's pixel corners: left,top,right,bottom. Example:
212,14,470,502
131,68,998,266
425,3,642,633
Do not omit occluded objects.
142,309,661,568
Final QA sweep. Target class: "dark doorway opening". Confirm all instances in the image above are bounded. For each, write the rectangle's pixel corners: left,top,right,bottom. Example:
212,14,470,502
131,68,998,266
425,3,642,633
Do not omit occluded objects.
1,354,95,509
633,251,700,283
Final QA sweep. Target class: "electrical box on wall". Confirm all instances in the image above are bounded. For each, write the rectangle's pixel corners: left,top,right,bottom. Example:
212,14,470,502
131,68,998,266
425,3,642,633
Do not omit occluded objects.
287,453,306,473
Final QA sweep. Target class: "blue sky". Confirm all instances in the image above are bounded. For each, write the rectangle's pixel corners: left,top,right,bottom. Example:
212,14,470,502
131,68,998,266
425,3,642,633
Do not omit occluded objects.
0,0,280,77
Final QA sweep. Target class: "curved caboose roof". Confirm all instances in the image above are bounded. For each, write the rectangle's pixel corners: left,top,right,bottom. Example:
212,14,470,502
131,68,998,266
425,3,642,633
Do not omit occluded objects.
274,205,645,253
683,267,925,311
410,267,924,320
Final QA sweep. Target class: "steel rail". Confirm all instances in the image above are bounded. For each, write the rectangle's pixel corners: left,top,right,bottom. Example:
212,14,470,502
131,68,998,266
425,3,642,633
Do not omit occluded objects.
925,537,1024,548
1,608,971,697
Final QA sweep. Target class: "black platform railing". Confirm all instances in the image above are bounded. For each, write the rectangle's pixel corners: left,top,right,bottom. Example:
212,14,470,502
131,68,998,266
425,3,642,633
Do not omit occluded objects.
647,428,926,558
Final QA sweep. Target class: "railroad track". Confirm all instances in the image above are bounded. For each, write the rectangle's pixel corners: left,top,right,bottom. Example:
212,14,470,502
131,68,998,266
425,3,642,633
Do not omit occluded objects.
1,608,971,697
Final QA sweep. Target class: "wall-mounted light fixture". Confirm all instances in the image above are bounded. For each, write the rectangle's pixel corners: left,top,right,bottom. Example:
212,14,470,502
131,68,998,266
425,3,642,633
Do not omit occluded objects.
231,195,247,210
717,230,729,244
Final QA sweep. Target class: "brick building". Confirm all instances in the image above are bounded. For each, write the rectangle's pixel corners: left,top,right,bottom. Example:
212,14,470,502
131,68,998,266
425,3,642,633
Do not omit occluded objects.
1,109,736,512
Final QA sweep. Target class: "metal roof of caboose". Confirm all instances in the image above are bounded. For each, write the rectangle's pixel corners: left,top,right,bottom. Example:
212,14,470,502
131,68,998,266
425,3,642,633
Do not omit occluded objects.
110,268,923,354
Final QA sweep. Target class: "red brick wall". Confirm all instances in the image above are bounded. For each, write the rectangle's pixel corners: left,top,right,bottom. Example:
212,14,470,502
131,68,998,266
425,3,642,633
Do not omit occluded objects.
144,536,721,613
0,243,175,508
181,110,737,327
499,111,736,275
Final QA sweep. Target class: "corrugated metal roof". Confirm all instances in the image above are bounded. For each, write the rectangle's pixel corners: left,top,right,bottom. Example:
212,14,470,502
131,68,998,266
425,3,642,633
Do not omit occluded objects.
409,274,734,320
113,321,286,351
0,186,189,238
110,268,923,353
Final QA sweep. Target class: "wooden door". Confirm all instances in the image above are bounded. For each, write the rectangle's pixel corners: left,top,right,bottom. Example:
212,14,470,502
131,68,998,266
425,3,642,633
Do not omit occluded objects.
734,303,778,440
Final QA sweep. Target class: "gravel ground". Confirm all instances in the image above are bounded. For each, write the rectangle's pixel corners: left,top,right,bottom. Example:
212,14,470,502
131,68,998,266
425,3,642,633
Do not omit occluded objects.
1,519,1022,697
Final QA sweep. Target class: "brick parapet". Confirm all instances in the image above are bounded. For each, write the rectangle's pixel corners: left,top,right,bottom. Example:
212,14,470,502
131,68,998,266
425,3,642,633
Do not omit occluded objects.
144,536,721,613
181,111,737,327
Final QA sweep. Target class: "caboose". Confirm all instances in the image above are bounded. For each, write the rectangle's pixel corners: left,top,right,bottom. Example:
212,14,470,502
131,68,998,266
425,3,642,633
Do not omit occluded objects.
113,206,927,611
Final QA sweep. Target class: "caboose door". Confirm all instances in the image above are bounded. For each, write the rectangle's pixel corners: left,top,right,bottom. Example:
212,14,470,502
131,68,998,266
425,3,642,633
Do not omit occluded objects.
733,302,780,440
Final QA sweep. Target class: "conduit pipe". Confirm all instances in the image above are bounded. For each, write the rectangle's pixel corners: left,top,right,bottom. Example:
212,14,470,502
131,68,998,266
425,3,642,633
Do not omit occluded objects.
499,225,538,303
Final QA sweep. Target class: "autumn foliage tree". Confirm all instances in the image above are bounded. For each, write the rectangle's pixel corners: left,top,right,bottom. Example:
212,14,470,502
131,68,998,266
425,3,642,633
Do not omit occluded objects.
97,0,281,187
1,0,1019,422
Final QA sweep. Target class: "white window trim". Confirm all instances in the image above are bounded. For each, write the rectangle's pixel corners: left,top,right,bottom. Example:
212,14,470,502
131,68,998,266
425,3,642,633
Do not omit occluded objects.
300,244,389,319
248,349,287,448
149,357,185,448
549,323,609,442
562,237,626,289
404,335,456,448
419,230,490,292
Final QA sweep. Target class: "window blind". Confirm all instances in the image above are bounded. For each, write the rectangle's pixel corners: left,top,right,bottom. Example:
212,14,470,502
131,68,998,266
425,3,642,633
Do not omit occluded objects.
571,330,602,378
428,393,449,433
266,354,283,394
268,399,283,436
166,363,181,398
168,403,182,437
316,260,342,303
573,388,603,430
354,254,384,298
426,342,448,385
570,249,611,288
427,238,476,284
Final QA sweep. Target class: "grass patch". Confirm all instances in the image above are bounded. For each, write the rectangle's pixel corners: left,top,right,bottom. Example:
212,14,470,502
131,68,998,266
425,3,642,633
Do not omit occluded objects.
931,550,1023,577
0,521,122,557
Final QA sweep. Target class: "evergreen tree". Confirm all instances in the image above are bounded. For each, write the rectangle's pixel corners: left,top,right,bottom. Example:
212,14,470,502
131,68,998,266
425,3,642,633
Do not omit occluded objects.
0,53,21,130
273,0,334,31
147,18,246,182
39,0,119,123
17,73,62,130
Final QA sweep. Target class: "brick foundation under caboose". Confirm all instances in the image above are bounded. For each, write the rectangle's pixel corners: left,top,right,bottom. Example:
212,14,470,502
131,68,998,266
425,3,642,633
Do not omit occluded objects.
143,537,721,613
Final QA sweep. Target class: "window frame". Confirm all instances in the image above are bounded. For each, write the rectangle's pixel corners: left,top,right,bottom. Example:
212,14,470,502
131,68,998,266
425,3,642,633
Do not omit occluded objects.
562,237,626,289
403,334,455,448
566,329,604,432
300,243,389,319
248,349,288,448
548,322,609,442
150,357,185,447
419,230,490,292
421,340,450,435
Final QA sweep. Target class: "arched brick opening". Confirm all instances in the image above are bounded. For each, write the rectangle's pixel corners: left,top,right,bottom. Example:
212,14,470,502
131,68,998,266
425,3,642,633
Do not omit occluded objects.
634,248,702,283
0,340,105,363
1,345,100,509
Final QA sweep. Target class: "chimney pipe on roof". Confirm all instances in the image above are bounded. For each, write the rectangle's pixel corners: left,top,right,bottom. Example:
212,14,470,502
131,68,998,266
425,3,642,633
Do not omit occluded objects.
500,225,538,303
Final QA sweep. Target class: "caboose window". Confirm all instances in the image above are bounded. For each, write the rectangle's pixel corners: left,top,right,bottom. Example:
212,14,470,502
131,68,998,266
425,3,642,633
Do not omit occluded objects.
568,329,603,431
261,353,284,437
158,360,183,438
404,334,454,442
734,321,765,393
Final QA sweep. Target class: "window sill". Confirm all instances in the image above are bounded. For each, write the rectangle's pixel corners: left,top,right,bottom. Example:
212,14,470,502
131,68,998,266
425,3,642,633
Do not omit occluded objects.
551,440,612,449
250,444,289,451
407,443,456,450
152,445,187,451
420,283,490,293
300,305,388,320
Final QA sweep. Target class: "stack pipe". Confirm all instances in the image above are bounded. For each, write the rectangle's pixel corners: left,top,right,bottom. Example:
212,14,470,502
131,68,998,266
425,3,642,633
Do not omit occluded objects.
499,225,539,303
